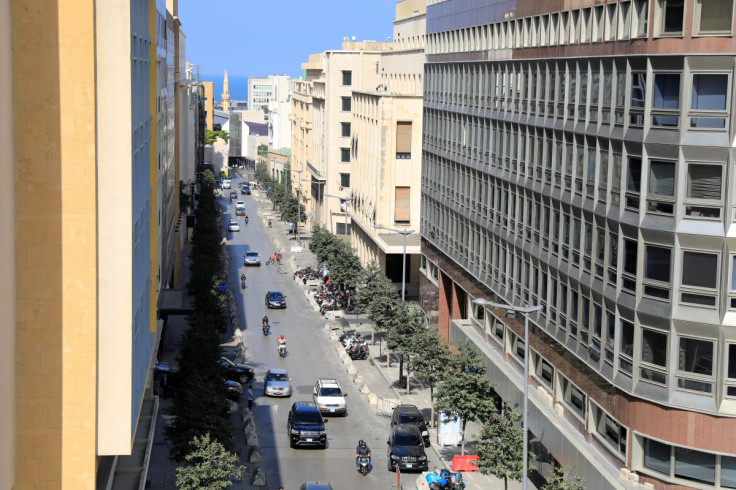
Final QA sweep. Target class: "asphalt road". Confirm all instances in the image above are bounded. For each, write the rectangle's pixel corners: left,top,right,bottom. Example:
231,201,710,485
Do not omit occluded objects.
221,191,439,489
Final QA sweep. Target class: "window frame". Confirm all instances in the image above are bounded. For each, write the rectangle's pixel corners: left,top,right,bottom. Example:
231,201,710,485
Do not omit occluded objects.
693,0,735,36
655,0,686,37
676,335,716,395
688,72,730,130
683,162,724,219
680,250,720,308
342,70,352,86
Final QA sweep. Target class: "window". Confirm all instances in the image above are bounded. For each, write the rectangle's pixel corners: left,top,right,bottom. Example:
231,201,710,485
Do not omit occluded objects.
695,0,734,34
644,438,672,475
618,1,632,38
643,437,726,486
641,328,668,384
644,245,671,299
341,122,351,137
558,373,586,420
630,72,646,126
726,344,736,397
396,121,412,159
341,97,351,111
533,352,555,389
342,70,352,86
394,186,410,224
657,0,685,34
685,163,723,218
677,337,714,393
690,74,729,128
339,147,351,163
652,73,680,127
681,251,718,306
590,402,627,460
340,173,350,188
647,160,676,214
620,319,635,375
633,0,650,37
623,239,638,292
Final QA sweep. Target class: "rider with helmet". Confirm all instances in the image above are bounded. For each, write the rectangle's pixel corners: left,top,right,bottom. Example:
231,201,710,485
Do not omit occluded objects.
355,440,371,470
277,334,286,355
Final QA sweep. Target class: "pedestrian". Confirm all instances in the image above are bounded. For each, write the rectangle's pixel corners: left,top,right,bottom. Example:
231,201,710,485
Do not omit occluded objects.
247,384,254,411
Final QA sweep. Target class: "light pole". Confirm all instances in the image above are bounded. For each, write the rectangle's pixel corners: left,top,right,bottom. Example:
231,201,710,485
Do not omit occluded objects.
472,298,543,490
301,179,325,228
291,168,304,246
325,193,353,240
373,224,415,302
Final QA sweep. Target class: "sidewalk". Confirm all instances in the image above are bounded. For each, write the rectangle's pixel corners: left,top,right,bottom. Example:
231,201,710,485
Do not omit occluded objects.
249,184,530,490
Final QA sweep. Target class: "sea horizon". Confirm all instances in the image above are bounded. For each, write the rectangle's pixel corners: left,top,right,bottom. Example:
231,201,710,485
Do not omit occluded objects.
201,74,249,103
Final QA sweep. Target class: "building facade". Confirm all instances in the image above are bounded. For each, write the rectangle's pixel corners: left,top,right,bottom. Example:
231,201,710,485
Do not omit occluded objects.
350,0,425,296
202,80,214,129
420,0,736,488
248,74,292,112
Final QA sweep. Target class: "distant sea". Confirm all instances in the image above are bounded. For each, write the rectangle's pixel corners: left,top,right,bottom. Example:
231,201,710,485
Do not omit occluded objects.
202,74,249,103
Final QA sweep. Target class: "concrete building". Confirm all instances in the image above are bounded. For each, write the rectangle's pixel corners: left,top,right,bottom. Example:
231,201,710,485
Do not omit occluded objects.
291,40,392,239
248,74,292,112
268,98,292,151
268,148,292,186
349,0,425,297
228,113,268,168
420,0,736,489
202,80,214,129
1,0,197,486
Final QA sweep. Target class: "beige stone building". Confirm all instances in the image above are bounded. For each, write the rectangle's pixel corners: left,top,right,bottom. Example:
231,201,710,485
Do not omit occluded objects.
346,0,425,296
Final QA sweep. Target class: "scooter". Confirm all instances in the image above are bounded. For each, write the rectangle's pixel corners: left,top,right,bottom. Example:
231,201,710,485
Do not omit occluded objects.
278,344,287,358
358,456,372,476
262,323,270,336
348,345,368,360
241,280,246,290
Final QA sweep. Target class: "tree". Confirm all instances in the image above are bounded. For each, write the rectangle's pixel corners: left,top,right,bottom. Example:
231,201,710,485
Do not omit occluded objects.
357,262,399,363
386,302,424,392
327,239,362,286
476,406,535,490
543,466,585,490
434,341,496,454
254,163,269,182
280,193,307,225
309,225,334,265
407,328,451,426
175,433,246,490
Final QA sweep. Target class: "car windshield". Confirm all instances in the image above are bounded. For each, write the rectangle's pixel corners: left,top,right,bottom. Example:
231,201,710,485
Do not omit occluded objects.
269,372,288,381
247,252,258,257
399,413,424,424
319,387,342,397
295,412,322,424
394,434,422,446
220,358,235,368
270,293,283,299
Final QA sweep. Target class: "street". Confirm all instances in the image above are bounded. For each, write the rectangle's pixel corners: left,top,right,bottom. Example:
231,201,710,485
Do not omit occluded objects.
222,186,442,489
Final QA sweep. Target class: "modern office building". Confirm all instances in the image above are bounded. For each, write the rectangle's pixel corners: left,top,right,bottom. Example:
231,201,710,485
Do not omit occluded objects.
1,0,196,487
349,0,425,296
248,74,292,112
420,0,736,488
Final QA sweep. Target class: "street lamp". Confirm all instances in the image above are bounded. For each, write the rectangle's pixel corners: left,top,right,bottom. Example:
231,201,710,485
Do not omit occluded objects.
291,169,304,246
324,193,352,240
301,179,325,228
373,224,415,302
472,298,543,490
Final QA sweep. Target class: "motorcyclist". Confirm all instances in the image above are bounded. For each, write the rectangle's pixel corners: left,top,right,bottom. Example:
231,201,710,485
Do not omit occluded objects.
277,334,287,356
245,215,249,224
268,219,272,227
355,440,371,470
262,315,269,327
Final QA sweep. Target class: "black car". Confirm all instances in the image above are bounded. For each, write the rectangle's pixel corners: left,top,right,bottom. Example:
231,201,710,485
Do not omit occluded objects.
387,425,428,472
287,401,328,448
265,291,287,309
225,380,243,401
241,186,251,195
236,208,245,216
219,356,254,384
391,404,430,446
229,191,238,200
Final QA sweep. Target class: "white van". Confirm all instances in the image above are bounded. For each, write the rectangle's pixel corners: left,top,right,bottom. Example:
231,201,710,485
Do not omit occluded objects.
222,179,231,189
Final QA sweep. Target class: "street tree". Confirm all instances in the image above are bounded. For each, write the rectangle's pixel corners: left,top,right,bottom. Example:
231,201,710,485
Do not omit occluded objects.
326,239,362,287
175,433,246,490
308,224,333,265
543,465,586,490
254,163,269,183
476,406,535,490
280,192,307,225
357,262,399,364
407,328,451,425
434,340,496,454
386,301,423,392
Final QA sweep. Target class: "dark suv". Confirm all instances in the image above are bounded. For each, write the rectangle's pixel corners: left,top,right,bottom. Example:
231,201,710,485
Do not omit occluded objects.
386,425,428,472
219,357,254,384
287,402,328,449
391,404,430,446
265,291,287,309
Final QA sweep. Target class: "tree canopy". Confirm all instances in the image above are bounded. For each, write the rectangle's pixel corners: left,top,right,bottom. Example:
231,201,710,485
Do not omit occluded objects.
175,433,246,490
476,406,535,490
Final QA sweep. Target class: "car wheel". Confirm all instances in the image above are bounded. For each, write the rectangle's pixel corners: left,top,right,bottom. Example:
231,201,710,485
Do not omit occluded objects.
387,457,395,472
289,438,296,449
239,375,250,384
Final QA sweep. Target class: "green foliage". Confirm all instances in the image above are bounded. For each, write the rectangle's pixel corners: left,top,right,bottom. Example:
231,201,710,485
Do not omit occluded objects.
476,407,534,490
205,129,229,144
357,261,399,334
175,433,246,490
407,328,451,424
254,163,269,182
434,341,496,454
203,169,216,187
309,225,334,265
327,239,363,286
279,192,307,224
543,466,586,490
179,181,193,212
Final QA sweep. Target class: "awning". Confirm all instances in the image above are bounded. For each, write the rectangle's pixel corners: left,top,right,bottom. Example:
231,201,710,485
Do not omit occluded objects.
157,288,195,316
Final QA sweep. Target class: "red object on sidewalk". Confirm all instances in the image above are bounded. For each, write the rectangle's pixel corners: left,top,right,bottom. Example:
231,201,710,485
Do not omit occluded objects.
452,455,480,472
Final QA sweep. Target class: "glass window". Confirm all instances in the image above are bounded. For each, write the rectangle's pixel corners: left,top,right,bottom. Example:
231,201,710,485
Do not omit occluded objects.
342,70,352,86
687,164,722,200
340,148,350,163
340,173,351,188
621,320,635,357
624,239,638,275
627,157,642,193
678,337,713,375
341,97,351,111
682,251,717,288
649,160,676,197
341,122,351,137
631,73,647,108
728,344,736,379
653,73,681,109
722,455,736,488
696,0,734,33
645,245,671,282
641,329,668,366
660,0,685,33
644,438,672,475
692,74,728,110
674,447,715,485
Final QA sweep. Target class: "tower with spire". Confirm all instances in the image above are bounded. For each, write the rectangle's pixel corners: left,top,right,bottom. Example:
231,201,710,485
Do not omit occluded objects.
221,70,231,112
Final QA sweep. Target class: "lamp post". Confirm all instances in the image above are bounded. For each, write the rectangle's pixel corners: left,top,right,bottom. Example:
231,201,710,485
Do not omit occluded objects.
373,224,415,302
301,179,325,228
325,193,352,240
291,168,304,246
472,298,543,490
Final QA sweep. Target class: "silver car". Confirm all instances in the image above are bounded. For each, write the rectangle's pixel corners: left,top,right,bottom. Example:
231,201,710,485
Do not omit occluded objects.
264,368,292,397
244,251,261,266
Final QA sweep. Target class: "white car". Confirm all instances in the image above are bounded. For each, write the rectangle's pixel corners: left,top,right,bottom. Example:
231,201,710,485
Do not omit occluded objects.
235,201,245,210
313,378,347,416
228,221,240,232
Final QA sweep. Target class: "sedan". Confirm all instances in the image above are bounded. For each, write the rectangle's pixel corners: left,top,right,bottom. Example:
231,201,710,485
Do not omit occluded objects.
219,356,254,384
229,191,238,200
228,221,240,232
236,208,245,216
225,380,243,401
265,291,287,309
241,186,250,195
263,368,292,397
235,201,245,210
244,251,261,266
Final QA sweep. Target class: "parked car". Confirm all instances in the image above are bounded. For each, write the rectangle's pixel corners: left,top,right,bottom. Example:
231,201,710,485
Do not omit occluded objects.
386,425,428,472
244,251,261,266
222,179,231,189
313,378,347,416
264,368,292,397
298,484,333,490
228,220,240,232
287,401,328,448
225,380,243,401
229,191,238,200
241,185,251,195
265,291,287,309
391,404,430,446
219,356,254,384
236,208,245,216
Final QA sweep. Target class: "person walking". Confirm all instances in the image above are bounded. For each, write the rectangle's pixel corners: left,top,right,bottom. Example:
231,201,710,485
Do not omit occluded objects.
246,384,254,412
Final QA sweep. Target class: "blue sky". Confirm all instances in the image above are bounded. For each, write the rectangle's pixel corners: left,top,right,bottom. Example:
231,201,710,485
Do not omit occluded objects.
178,0,399,78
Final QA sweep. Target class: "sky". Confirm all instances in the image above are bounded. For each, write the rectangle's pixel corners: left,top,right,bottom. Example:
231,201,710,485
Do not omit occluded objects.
178,0,399,79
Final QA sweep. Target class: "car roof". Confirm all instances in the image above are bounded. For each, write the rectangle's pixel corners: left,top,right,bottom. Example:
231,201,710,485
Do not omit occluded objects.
396,404,422,414
246,251,259,255
293,401,320,412
392,424,422,435
300,484,333,490
268,368,288,375
268,290,283,295
317,378,340,387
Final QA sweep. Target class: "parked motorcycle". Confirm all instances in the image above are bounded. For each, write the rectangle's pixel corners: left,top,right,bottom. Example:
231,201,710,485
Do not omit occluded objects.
348,345,368,360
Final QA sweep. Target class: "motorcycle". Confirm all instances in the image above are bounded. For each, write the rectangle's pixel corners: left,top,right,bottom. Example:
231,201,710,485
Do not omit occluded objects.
348,345,368,360
358,456,372,476
262,323,270,336
278,344,287,358
240,280,246,290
